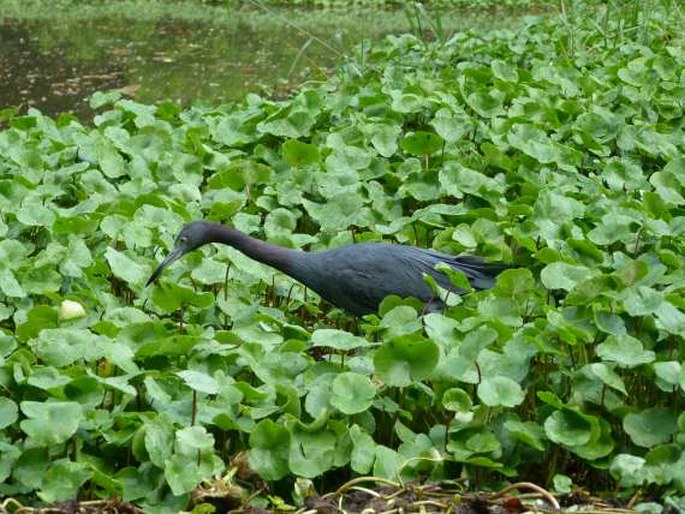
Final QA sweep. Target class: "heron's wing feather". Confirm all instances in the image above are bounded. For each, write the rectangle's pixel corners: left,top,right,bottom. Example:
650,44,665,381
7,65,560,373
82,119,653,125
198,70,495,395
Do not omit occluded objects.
333,266,390,314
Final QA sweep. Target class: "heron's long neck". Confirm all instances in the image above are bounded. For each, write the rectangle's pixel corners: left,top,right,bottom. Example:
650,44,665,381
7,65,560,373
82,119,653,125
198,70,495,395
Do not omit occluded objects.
209,225,299,274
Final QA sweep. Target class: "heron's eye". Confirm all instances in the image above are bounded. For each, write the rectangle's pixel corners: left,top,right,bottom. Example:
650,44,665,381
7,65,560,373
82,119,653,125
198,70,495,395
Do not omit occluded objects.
178,236,188,244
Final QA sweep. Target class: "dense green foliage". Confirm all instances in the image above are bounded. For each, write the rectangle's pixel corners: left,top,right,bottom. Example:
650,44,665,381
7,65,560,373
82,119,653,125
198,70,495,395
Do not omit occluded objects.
1,1,684,512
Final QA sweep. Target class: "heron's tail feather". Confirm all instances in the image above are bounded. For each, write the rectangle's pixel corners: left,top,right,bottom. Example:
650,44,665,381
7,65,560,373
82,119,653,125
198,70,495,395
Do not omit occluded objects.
451,256,509,290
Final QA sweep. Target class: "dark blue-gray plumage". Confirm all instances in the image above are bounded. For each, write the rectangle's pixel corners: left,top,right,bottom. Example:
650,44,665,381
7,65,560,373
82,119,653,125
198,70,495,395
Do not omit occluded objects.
147,221,505,315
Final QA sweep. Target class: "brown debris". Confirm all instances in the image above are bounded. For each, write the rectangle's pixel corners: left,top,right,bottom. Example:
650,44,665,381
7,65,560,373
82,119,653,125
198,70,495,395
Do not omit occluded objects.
0,479,644,514
0,498,144,514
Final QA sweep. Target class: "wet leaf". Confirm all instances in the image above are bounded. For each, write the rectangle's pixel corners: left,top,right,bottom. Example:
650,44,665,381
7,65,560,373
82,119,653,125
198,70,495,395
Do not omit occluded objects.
282,139,320,168
311,329,369,350
541,262,597,291
477,376,525,407
544,409,595,447
596,335,656,368
177,370,219,395
105,247,147,285
0,397,18,429
624,408,678,448
400,131,444,156
20,401,83,445
39,460,92,502
374,335,439,387
350,424,375,473
442,388,472,412
330,372,376,414
249,419,290,480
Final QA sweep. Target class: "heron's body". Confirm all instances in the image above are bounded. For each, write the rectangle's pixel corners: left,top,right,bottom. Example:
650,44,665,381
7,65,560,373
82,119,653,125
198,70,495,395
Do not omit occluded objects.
286,244,499,315
147,221,504,316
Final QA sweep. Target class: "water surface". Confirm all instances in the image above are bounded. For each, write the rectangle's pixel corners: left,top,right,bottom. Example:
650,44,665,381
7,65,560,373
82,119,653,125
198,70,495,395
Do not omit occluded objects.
0,2,537,119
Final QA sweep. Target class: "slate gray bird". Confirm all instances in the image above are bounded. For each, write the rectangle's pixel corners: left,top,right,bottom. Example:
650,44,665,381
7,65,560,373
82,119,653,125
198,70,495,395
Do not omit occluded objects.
147,221,505,316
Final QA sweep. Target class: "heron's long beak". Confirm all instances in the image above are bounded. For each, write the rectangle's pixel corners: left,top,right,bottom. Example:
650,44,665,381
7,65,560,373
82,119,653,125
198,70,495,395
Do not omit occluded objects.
146,247,185,286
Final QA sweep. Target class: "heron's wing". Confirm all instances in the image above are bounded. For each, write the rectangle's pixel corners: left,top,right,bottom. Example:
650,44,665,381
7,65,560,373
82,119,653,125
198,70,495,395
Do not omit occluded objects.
304,244,506,315
334,247,503,307
333,266,391,314
312,246,434,315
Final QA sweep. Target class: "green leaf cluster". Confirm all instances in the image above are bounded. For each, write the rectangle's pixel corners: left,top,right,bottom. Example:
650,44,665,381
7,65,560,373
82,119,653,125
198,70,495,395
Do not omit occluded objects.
1,1,684,509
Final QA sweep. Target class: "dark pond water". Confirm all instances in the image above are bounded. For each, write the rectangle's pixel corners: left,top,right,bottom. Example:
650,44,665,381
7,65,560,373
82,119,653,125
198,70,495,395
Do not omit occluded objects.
0,3,532,120
0,13,342,119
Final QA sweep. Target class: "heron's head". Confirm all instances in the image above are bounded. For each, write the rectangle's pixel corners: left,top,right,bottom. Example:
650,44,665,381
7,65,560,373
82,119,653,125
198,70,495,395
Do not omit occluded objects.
146,221,215,286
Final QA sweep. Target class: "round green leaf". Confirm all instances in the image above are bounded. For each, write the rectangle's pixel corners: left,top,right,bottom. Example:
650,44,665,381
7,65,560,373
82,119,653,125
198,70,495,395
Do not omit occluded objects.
624,408,678,448
652,361,681,390
596,334,656,368
504,420,546,451
491,60,519,82
584,363,627,395
190,258,227,284
264,207,298,239
400,131,444,156
248,419,290,481
374,335,439,387
610,454,647,488
176,425,215,453
477,376,525,407
177,370,220,395
623,286,663,316
0,269,25,298
570,417,615,460
442,388,472,412
379,306,422,339
311,329,370,351
35,328,103,367
350,424,376,474
144,415,175,468
330,372,376,414
287,424,336,478
466,431,501,453
553,474,573,493
0,397,18,430
544,410,594,447
20,401,83,445
105,247,147,285
282,139,320,168
466,89,505,118
369,123,400,157
38,459,92,502
540,262,596,291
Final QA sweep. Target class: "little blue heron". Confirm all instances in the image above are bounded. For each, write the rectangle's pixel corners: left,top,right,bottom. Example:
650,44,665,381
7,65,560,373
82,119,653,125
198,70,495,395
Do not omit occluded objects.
147,221,505,315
